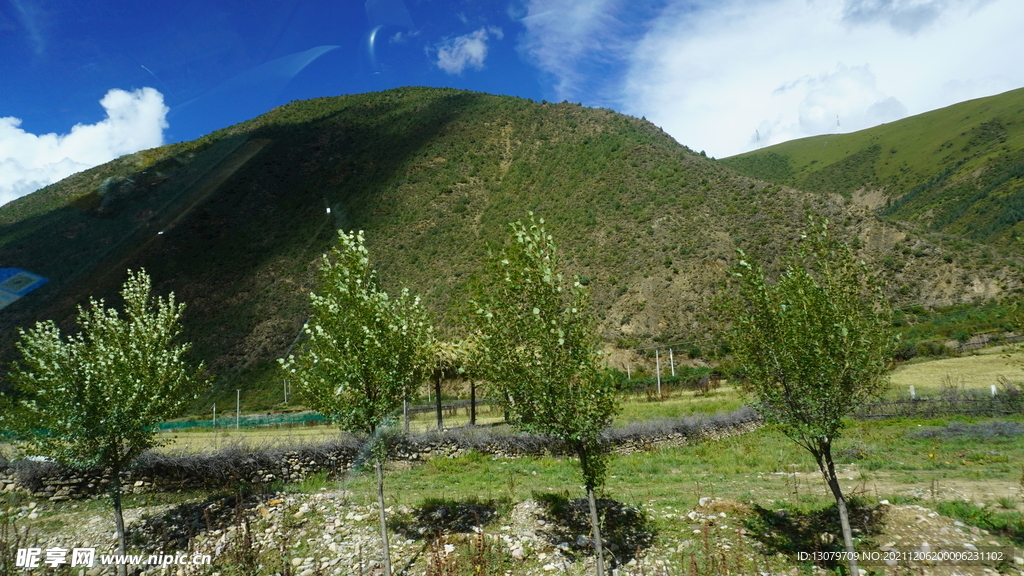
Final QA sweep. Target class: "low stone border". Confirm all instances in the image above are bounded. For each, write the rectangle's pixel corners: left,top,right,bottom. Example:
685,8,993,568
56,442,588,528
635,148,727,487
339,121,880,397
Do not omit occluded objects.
0,408,760,501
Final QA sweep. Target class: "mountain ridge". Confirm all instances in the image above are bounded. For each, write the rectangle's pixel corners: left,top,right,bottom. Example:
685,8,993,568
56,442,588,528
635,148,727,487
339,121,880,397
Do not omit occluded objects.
1,87,1019,410
723,87,1024,245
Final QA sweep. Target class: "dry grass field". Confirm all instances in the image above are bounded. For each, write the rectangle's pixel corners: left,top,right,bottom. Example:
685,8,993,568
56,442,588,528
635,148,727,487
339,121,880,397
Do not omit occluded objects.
887,345,1024,395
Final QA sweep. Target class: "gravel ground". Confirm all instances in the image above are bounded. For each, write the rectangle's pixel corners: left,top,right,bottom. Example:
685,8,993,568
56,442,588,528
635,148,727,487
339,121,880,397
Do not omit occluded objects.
6,490,1024,575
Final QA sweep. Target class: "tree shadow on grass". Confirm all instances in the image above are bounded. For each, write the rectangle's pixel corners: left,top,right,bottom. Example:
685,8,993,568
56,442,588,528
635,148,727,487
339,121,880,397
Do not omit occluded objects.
389,497,508,540
743,497,885,569
533,492,656,567
134,492,263,552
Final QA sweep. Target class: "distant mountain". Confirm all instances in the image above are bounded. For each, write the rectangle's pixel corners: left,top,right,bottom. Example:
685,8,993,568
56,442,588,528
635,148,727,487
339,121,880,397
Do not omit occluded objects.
723,87,1024,245
1,87,1018,410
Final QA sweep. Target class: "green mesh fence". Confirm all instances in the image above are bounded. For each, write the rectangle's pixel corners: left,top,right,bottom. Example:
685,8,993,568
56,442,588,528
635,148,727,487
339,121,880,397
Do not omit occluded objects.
158,411,328,431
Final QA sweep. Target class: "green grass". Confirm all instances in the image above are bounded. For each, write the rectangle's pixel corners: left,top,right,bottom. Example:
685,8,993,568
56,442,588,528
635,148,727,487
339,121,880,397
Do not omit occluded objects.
887,344,1024,394
724,86,1024,246
615,388,745,423
934,500,1024,544
324,413,1024,511
6,407,1024,576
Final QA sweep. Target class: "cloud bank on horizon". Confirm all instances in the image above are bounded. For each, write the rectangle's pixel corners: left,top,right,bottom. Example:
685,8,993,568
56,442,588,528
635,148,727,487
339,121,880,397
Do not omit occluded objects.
0,88,168,207
523,0,1024,157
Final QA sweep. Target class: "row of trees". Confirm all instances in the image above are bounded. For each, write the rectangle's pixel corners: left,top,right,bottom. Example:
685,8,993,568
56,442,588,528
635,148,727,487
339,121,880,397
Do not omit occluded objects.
279,218,620,575
0,215,895,576
280,214,895,576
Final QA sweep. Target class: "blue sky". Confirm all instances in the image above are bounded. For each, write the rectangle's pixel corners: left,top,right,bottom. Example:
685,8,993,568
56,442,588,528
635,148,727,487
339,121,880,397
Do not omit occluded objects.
2,0,1024,205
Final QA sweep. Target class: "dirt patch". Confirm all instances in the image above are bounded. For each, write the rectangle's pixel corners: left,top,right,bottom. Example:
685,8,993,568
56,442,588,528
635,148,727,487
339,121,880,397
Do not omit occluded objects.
852,188,888,211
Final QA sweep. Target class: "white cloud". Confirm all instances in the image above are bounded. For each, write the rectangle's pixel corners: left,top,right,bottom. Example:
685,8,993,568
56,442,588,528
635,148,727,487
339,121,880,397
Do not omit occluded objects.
841,0,993,34
0,87,168,206
518,0,625,100
436,27,503,75
617,0,1024,157
788,63,907,135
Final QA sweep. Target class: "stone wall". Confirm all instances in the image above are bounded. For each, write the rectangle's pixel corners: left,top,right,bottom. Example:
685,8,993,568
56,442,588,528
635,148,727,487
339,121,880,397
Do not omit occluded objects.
0,410,760,502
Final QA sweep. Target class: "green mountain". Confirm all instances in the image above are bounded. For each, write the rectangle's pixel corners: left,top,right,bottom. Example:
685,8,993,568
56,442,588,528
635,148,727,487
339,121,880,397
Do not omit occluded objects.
1,87,1018,410
722,87,1024,245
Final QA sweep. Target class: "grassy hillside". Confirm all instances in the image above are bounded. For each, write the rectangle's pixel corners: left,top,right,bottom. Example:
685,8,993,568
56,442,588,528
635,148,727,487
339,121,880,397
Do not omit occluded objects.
723,87,1024,245
0,87,1018,412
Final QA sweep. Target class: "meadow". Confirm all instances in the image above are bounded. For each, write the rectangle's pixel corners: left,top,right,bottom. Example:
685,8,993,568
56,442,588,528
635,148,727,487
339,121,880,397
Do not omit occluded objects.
4,347,1024,576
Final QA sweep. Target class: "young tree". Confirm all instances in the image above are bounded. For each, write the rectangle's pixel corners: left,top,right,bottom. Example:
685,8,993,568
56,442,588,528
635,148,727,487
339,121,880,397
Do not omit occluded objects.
279,230,432,576
721,218,896,576
428,339,462,430
2,270,207,575
472,215,618,575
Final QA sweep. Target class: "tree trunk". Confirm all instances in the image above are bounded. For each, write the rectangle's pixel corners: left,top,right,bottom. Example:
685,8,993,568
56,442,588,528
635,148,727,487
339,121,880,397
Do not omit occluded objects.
816,443,859,576
110,463,128,576
470,380,476,426
577,443,608,576
434,372,443,431
375,456,393,576
587,486,606,576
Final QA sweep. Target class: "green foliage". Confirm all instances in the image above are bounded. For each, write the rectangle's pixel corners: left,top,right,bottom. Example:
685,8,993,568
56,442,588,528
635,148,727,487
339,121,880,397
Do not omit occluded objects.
279,230,432,438
721,217,897,573
935,500,1024,544
612,366,714,394
722,218,897,447
724,87,1024,245
2,86,1013,416
0,87,845,415
471,214,618,491
279,229,433,576
799,144,881,199
2,269,207,469
895,299,1022,358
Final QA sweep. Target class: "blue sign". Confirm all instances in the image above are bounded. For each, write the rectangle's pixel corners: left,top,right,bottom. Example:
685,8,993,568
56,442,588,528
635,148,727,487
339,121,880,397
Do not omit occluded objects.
0,268,47,310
